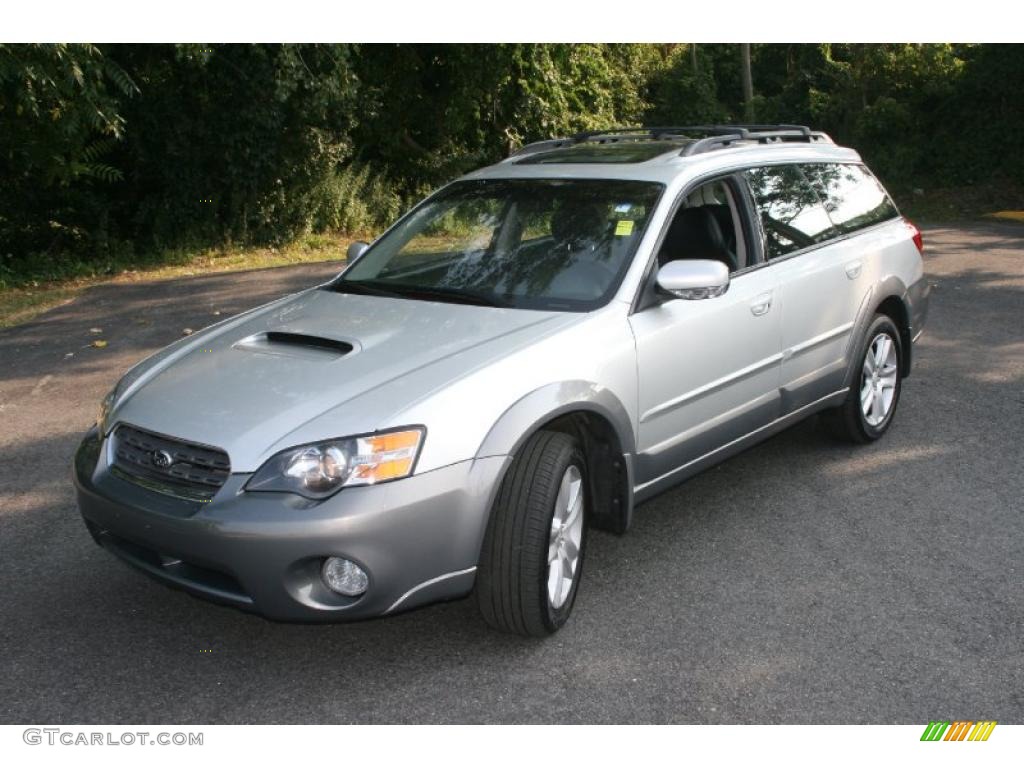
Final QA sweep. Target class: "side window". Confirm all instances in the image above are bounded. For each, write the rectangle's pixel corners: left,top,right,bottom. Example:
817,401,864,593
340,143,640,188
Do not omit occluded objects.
744,165,835,260
801,163,899,234
656,177,749,273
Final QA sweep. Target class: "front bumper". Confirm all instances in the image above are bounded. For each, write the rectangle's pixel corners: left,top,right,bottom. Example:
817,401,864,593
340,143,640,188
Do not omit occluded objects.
74,427,508,621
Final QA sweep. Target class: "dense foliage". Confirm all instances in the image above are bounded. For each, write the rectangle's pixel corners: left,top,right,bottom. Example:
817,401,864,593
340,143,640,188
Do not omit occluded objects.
1,43,1021,285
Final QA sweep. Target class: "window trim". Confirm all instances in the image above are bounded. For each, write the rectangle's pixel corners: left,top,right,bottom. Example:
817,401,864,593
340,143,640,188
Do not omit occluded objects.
731,161,902,274
631,160,904,313
332,176,667,313
800,161,902,237
630,170,762,314
743,163,836,264
737,214,902,273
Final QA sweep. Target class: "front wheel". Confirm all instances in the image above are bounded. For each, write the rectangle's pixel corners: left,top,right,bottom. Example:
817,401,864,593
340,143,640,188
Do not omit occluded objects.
474,430,587,636
822,314,903,443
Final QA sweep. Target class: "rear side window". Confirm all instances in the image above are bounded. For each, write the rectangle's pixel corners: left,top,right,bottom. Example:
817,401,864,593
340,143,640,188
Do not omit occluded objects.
801,163,899,234
744,165,835,260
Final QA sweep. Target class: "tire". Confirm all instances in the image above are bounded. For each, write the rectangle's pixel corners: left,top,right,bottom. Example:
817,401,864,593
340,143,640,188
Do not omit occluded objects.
821,314,903,443
474,430,587,637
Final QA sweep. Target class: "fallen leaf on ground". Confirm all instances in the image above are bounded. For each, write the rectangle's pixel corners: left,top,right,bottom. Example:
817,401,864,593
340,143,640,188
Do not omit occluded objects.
182,328,194,335
89,327,103,334
91,340,108,348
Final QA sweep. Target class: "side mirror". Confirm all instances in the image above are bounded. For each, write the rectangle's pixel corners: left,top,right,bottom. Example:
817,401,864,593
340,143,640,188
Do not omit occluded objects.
656,259,730,300
346,241,370,262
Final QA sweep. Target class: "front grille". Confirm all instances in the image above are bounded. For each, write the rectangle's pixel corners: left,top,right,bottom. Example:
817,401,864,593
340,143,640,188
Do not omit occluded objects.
111,424,230,500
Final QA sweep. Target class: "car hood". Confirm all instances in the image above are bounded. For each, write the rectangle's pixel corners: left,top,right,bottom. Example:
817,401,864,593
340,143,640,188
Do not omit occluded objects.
109,288,573,471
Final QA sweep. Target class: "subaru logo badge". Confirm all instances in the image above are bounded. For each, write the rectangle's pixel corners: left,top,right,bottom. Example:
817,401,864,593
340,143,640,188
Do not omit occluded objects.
152,449,173,469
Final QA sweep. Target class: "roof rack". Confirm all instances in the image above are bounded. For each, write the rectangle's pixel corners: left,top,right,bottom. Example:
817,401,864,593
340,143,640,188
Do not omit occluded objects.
509,124,833,159
508,127,692,158
678,125,833,156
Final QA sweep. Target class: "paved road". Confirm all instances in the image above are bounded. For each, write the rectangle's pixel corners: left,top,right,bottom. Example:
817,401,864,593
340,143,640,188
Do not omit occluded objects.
1,224,1021,724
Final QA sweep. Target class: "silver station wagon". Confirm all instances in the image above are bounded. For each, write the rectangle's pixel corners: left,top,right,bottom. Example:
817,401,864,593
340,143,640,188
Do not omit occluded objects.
75,125,929,636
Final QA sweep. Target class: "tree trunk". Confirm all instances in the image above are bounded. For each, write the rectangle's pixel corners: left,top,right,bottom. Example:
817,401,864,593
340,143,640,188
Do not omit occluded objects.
740,43,755,122
690,44,698,74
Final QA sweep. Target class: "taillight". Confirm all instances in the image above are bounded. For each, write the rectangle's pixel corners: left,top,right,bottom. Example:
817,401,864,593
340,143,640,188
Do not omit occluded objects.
905,218,924,254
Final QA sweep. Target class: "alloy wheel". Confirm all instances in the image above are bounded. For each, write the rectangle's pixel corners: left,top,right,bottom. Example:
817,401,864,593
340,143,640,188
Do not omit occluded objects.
860,332,899,426
546,465,584,609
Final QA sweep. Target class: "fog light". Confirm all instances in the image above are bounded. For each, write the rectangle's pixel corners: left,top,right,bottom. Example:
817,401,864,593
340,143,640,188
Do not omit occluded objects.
321,557,369,597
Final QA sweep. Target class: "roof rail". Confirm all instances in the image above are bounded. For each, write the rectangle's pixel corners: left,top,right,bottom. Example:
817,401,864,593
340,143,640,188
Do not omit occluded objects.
508,124,833,159
508,128,660,158
679,125,833,156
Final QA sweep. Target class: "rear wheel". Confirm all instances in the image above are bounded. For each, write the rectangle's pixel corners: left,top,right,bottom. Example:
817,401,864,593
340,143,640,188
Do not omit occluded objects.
474,430,587,636
822,314,903,442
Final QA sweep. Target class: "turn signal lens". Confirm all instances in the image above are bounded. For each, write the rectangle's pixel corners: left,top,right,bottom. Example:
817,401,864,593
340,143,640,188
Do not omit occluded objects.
349,430,422,484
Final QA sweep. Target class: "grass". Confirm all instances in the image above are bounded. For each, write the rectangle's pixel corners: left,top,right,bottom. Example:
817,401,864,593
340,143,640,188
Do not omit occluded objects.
0,233,366,329
985,210,1024,224
897,181,1024,224
0,283,85,330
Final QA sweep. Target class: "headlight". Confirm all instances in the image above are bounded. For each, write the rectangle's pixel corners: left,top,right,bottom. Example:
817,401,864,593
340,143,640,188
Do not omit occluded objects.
245,427,425,499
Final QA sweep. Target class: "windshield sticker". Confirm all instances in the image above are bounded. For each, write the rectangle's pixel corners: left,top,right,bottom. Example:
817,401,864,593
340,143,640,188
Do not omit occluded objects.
614,220,635,237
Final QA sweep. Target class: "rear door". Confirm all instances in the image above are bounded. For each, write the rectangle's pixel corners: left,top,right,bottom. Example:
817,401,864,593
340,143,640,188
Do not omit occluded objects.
743,163,887,413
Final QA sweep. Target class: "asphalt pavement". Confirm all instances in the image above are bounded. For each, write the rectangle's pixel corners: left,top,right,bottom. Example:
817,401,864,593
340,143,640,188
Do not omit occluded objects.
1,223,1021,723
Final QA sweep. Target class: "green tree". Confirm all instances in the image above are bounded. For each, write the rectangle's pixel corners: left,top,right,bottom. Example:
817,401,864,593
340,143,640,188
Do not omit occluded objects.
2,42,1022,286
0,44,137,266
106,44,363,248
351,44,661,193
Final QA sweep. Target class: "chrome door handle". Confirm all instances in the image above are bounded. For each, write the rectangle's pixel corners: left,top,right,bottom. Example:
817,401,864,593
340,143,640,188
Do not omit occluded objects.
750,293,772,316
845,261,863,279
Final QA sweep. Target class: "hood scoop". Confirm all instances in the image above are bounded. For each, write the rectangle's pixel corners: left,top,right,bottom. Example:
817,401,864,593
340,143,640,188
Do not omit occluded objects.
233,331,355,361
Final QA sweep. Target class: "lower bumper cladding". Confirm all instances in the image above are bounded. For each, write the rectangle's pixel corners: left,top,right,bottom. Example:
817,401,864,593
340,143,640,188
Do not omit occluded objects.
74,427,505,621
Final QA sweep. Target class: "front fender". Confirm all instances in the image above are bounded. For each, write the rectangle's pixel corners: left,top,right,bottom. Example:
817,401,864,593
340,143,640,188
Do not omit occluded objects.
475,380,636,460
475,381,637,533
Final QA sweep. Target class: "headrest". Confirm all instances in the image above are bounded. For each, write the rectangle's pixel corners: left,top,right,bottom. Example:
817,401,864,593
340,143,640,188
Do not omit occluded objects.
660,207,727,263
551,202,607,247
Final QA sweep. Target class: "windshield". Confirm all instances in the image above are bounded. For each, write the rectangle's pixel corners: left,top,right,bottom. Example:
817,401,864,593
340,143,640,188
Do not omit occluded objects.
331,178,663,311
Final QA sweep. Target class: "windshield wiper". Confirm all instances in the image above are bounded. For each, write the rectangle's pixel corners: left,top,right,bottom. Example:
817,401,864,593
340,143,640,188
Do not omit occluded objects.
330,280,510,308
328,280,407,300
390,285,512,308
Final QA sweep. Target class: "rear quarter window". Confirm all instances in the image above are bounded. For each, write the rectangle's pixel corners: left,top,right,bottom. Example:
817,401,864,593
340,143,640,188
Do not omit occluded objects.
801,163,899,234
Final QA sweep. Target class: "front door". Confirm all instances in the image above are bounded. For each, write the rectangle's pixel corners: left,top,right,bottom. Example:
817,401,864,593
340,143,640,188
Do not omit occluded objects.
630,267,782,490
